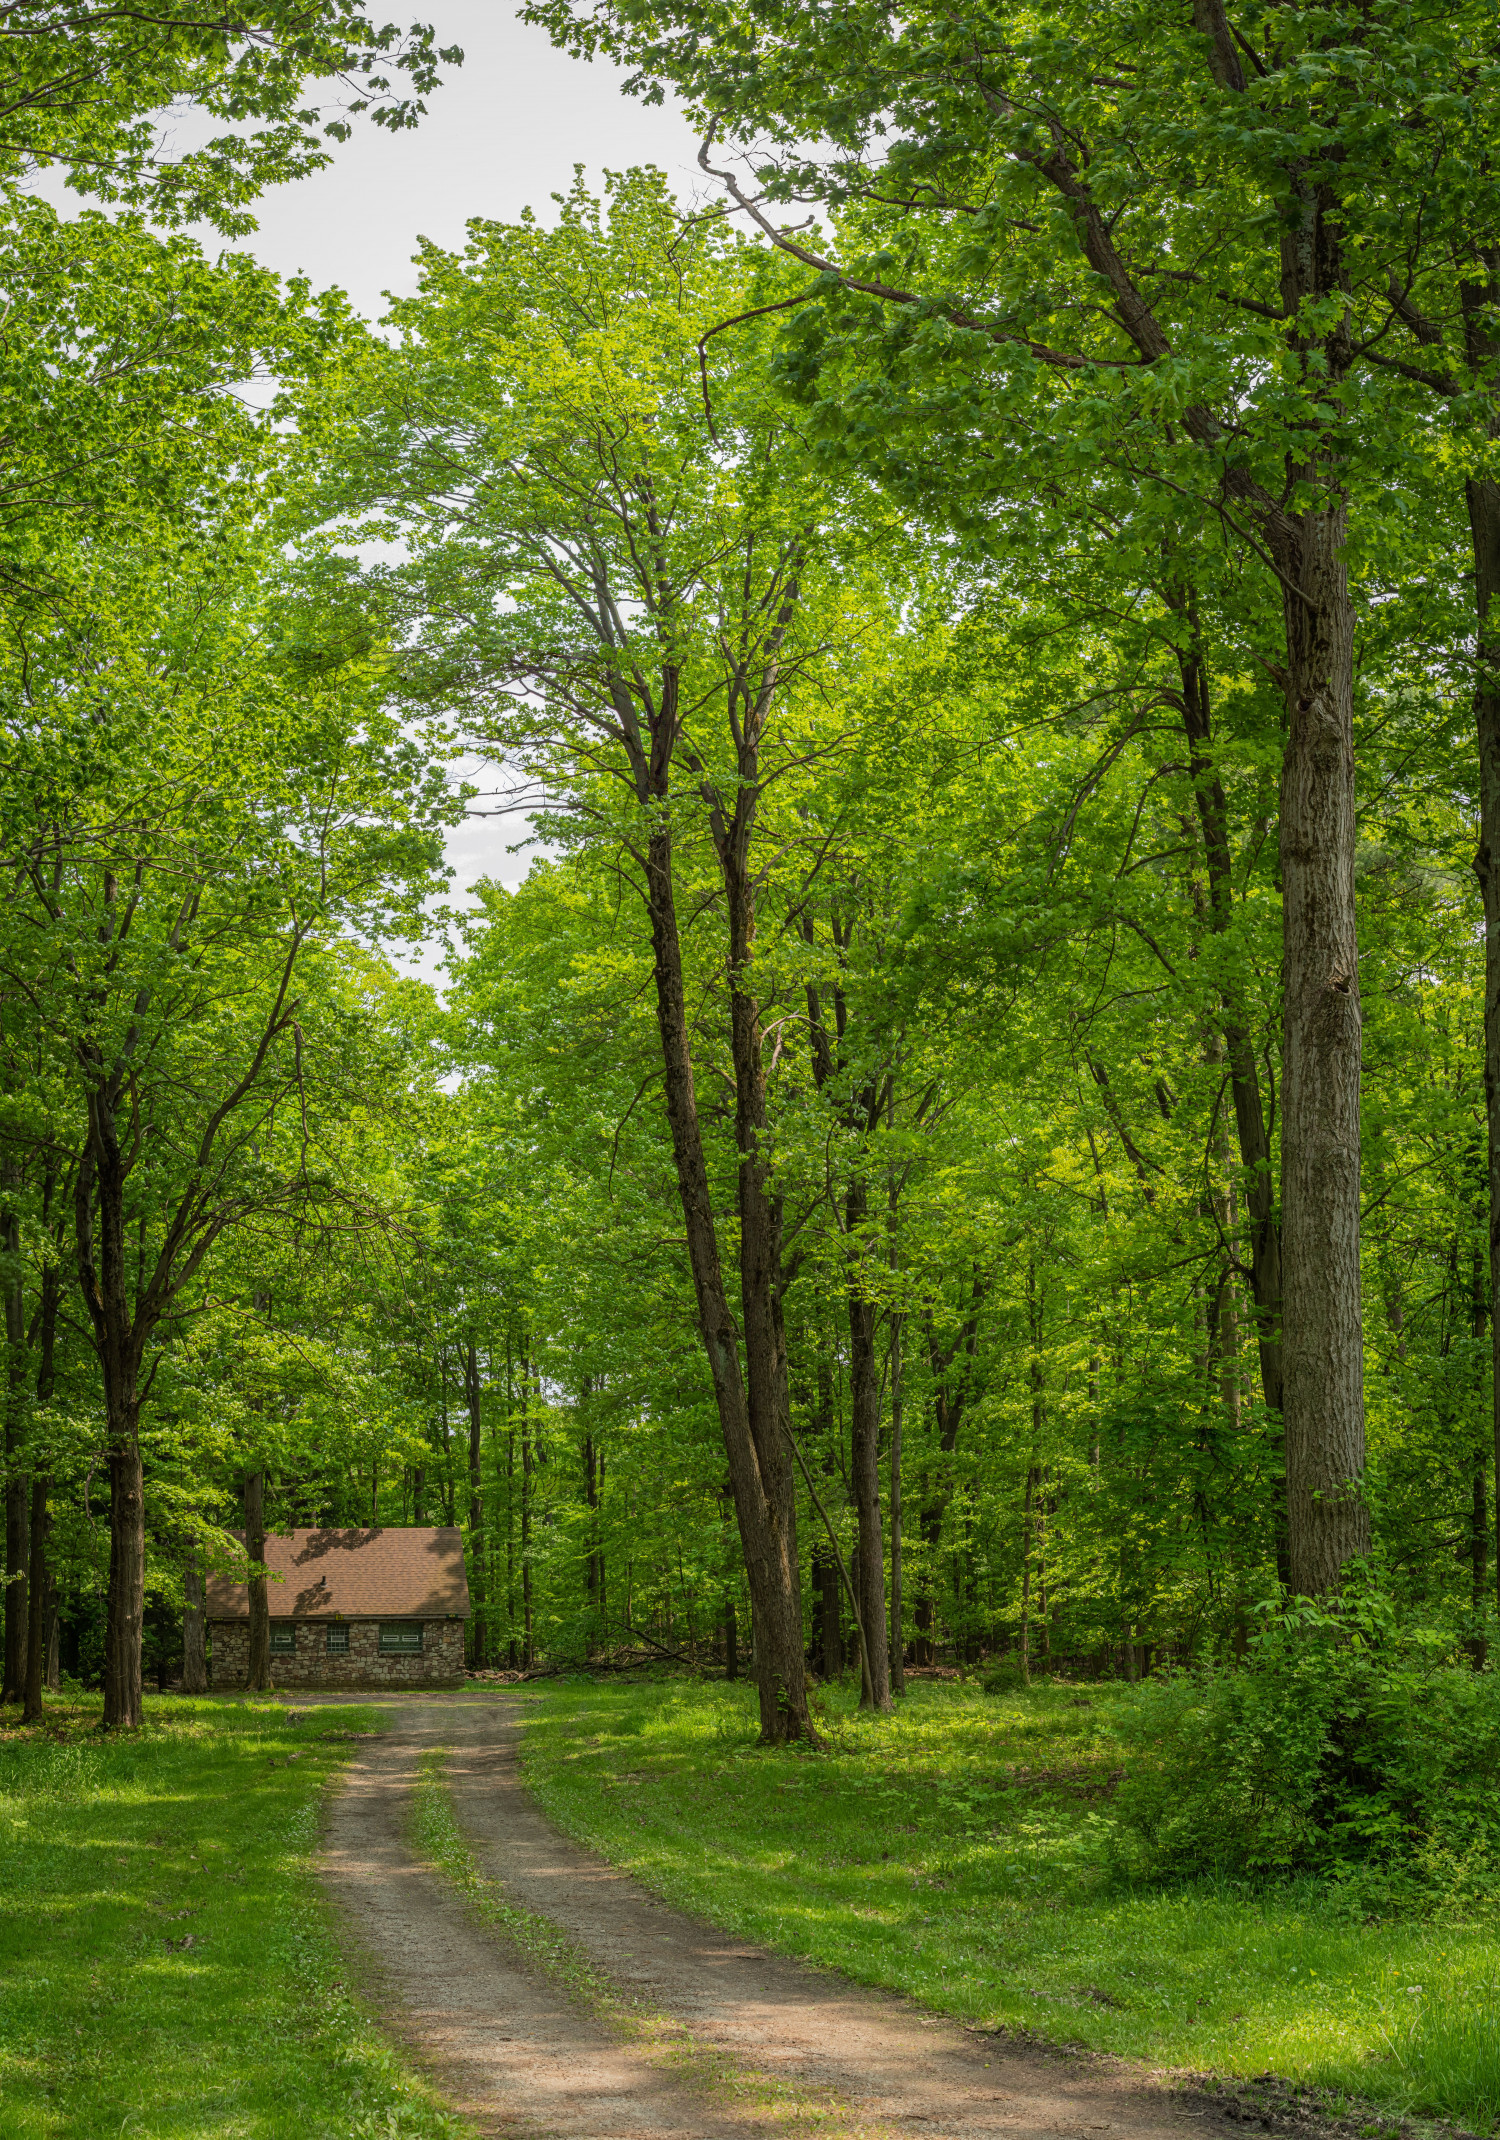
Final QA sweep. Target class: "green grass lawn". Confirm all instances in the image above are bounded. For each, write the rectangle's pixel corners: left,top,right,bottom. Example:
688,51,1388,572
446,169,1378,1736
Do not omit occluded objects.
519,1675,1500,2133
0,1694,469,2140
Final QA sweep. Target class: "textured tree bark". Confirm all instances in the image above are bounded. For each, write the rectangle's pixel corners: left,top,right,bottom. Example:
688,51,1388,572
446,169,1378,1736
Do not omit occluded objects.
1461,261,1500,1629
181,1550,208,1694
103,1436,144,1726
644,826,814,1741
244,1470,270,1690
1275,502,1370,1597
846,1176,891,1710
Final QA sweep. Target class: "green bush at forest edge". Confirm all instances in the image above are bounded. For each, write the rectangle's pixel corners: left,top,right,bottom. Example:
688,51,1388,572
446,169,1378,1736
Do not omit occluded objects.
521,1673,1500,2133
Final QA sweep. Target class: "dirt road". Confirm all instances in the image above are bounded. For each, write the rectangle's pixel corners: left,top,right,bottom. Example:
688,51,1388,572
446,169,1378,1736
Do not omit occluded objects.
317,1695,1239,2140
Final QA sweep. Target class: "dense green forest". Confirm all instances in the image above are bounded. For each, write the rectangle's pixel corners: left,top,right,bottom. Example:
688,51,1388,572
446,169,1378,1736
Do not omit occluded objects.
4,0,1500,1777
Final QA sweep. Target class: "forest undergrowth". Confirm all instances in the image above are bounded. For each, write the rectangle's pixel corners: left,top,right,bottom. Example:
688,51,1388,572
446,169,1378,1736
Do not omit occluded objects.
518,1677,1500,2134
0,1697,463,2140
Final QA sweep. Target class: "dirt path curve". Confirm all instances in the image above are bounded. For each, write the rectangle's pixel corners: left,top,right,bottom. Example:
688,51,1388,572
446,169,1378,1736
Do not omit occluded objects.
318,1694,1236,2140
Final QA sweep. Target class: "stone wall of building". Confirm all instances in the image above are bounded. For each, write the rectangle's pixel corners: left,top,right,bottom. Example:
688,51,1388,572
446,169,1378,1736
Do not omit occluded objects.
208,1618,464,1688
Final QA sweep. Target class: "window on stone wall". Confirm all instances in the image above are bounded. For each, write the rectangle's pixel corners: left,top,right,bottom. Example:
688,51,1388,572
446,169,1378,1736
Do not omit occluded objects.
269,1626,295,1654
326,1624,349,1653
378,1623,423,1654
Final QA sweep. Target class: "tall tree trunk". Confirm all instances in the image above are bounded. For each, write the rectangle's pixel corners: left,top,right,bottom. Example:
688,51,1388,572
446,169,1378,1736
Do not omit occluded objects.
244,1470,270,1691
846,1175,891,1710
103,1431,144,1725
913,1272,987,1665
3,1189,28,1707
583,1424,599,1650
643,826,812,1741
22,1474,47,1722
888,1309,905,1696
1171,613,1284,1424
76,1118,147,1728
506,1387,518,1670
181,1550,208,1695
521,1389,533,1670
1274,502,1370,1596
1023,1254,1049,1678
23,1250,57,1723
466,1339,486,1669
1463,260,1500,1632
1019,1464,1036,1686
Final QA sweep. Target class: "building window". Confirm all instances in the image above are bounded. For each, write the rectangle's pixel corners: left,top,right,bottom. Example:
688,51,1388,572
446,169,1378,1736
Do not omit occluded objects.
269,1626,296,1655
326,1625,349,1654
378,1623,423,1655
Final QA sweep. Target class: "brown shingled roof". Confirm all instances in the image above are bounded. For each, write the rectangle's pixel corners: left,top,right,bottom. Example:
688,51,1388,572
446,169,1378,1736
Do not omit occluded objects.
205,1526,470,1621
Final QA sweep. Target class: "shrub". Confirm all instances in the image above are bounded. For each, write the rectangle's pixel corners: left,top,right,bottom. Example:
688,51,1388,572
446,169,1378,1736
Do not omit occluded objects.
1107,1588,1500,1906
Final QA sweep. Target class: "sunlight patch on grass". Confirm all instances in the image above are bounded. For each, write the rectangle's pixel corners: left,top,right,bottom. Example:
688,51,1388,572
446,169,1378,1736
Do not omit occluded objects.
520,1676,1500,2131
0,1694,471,2140
411,1742,899,2140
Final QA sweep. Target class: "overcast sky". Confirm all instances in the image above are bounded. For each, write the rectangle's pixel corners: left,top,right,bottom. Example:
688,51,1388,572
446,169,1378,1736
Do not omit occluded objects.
237,0,705,323
217,4,704,954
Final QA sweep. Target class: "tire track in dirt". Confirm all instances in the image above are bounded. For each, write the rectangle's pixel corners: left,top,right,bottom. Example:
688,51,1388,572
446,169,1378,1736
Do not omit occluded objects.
319,1694,1240,2140
322,1705,755,2139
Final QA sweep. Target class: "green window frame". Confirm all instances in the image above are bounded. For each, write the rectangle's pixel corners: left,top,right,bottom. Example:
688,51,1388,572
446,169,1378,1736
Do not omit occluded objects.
269,1626,296,1655
325,1625,349,1654
378,1623,422,1655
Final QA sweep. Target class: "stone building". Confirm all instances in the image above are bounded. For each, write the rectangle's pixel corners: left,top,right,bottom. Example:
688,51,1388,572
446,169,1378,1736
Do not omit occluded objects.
206,1526,470,1688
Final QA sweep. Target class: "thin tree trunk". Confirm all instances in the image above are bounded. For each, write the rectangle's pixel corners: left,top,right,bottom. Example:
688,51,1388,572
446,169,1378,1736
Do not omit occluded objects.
643,825,812,1741
3,1192,28,1707
584,1426,598,1650
1171,608,1284,1426
506,1365,518,1670
1467,1233,1490,1669
1464,264,1500,1632
914,1270,988,1664
1019,1465,1036,1687
888,1310,905,1696
181,1551,207,1695
466,1338,486,1669
244,1470,270,1691
1021,1247,1047,1683
521,1385,533,1670
75,1126,146,1728
846,1173,891,1710
22,1474,47,1721
23,1252,57,1723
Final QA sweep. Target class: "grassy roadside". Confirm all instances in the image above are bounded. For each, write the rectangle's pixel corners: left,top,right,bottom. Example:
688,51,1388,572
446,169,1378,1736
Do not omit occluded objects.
0,1694,471,2140
518,1675,1500,2133
409,1744,909,2140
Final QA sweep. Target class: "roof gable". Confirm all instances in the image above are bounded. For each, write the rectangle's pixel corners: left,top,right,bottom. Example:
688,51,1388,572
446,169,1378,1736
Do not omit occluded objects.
206,1526,470,1621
